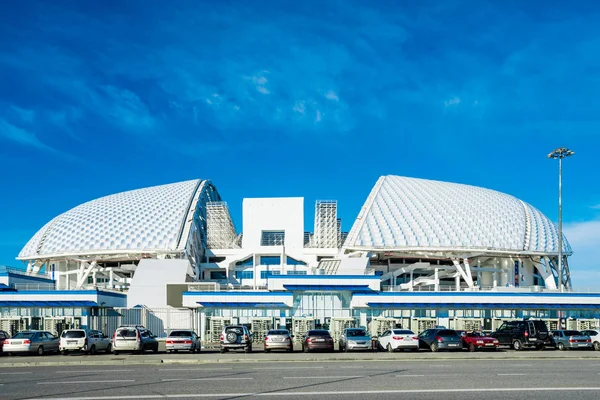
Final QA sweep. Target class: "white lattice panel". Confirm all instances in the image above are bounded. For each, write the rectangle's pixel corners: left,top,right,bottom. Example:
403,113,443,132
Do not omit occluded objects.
19,180,204,258
345,176,571,254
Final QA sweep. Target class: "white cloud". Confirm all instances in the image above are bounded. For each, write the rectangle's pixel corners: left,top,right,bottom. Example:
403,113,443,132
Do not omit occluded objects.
315,109,322,123
563,220,600,291
444,96,461,107
590,204,600,209
256,86,270,94
293,101,306,115
325,90,339,101
0,118,59,153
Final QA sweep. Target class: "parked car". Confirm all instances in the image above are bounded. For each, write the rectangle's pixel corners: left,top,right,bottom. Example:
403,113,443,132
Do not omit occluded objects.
166,330,200,353
418,329,462,352
580,329,600,351
220,325,252,353
0,330,9,355
378,329,419,352
112,326,158,355
339,328,372,352
2,330,59,356
302,329,334,352
490,319,550,351
264,329,293,352
551,330,592,351
462,331,500,351
60,329,111,355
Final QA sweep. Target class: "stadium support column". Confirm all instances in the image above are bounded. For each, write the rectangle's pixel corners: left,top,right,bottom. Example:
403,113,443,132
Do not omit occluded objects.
434,269,439,291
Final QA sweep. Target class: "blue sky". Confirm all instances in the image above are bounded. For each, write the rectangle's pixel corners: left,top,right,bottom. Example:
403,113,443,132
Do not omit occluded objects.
1,1,599,289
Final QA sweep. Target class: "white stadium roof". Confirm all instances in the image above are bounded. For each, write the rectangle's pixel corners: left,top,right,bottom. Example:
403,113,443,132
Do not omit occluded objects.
343,175,571,256
18,179,216,260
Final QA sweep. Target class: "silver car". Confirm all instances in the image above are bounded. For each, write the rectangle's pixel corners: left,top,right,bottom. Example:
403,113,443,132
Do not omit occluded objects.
551,330,592,350
112,326,159,354
264,329,293,352
3,331,59,356
339,328,372,352
166,330,200,353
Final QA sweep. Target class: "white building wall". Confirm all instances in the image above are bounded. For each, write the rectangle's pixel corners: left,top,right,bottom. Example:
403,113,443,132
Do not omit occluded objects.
242,198,304,250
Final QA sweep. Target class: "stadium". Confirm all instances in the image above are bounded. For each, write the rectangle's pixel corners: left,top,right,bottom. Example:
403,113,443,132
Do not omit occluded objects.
1,175,598,343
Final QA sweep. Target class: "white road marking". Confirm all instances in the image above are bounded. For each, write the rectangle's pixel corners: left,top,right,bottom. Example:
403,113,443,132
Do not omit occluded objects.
158,368,233,372
507,364,532,367
396,374,425,377
38,380,135,385
253,366,324,370
497,373,527,376
24,387,600,399
283,376,363,379
0,371,32,375
162,377,253,382
56,370,134,374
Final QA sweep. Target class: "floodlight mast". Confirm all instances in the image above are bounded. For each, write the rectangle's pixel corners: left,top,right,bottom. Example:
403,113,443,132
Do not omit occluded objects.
547,148,574,293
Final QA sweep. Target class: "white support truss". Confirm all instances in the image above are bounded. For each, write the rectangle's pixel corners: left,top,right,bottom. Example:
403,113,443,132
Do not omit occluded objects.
452,259,474,288
312,200,339,248
205,202,239,249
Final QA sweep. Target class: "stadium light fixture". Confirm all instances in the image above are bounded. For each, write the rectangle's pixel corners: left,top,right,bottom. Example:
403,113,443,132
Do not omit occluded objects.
547,147,574,293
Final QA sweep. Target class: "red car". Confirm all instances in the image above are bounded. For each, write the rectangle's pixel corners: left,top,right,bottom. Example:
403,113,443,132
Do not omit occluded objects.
462,331,499,351
0,330,10,354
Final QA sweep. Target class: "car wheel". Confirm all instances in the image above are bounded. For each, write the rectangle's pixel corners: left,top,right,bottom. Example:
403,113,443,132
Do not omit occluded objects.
535,343,544,351
154,344,159,353
430,342,439,352
7,352,14,357
36,346,44,356
593,342,600,351
468,343,475,352
220,348,226,354
411,347,419,352
558,342,566,351
287,345,293,352
62,350,68,356
303,345,309,353
387,343,393,353
264,348,270,353
512,340,523,351
226,332,238,343
106,344,112,354
113,350,119,355
89,345,96,355
244,346,251,353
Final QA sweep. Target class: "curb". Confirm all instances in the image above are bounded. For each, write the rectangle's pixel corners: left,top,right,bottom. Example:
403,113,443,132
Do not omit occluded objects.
1,353,599,368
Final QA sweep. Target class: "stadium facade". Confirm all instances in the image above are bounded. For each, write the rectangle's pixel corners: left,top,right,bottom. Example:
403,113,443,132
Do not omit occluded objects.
1,175,598,342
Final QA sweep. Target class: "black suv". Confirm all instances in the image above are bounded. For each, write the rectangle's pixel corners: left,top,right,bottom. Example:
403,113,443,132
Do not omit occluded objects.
490,319,550,351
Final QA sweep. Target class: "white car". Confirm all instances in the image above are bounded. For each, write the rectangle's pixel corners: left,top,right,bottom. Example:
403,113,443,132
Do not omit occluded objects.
378,329,419,352
580,329,600,351
60,329,111,355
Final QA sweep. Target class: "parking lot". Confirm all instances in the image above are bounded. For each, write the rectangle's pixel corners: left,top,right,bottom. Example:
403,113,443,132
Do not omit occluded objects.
1,342,599,368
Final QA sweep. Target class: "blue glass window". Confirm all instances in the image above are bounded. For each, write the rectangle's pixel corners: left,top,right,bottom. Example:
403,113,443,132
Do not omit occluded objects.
286,257,306,266
260,271,270,279
260,256,281,265
210,271,227,280
287,270,307,275
235,270,253,279
235,257,253,267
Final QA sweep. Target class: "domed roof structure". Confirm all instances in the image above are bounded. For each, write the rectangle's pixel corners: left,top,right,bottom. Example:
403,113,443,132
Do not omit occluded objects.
343,175,571,256
18,179,221,260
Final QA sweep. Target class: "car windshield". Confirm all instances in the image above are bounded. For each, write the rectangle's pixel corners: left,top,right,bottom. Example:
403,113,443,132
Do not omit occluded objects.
564,330,582,336
267,330,289,335
347,329,367,337
61,331,85,338
393,330,414,335
169,331,192,337
12,332,36,339
307,330,329,336
438,330,458,337
118,329,138,338
466,332,484,337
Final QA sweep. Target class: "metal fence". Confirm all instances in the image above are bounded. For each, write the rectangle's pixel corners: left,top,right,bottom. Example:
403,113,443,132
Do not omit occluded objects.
89,306,196,337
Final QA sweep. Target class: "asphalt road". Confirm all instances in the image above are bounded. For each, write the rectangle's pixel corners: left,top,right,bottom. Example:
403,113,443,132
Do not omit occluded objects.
2,359,600,400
